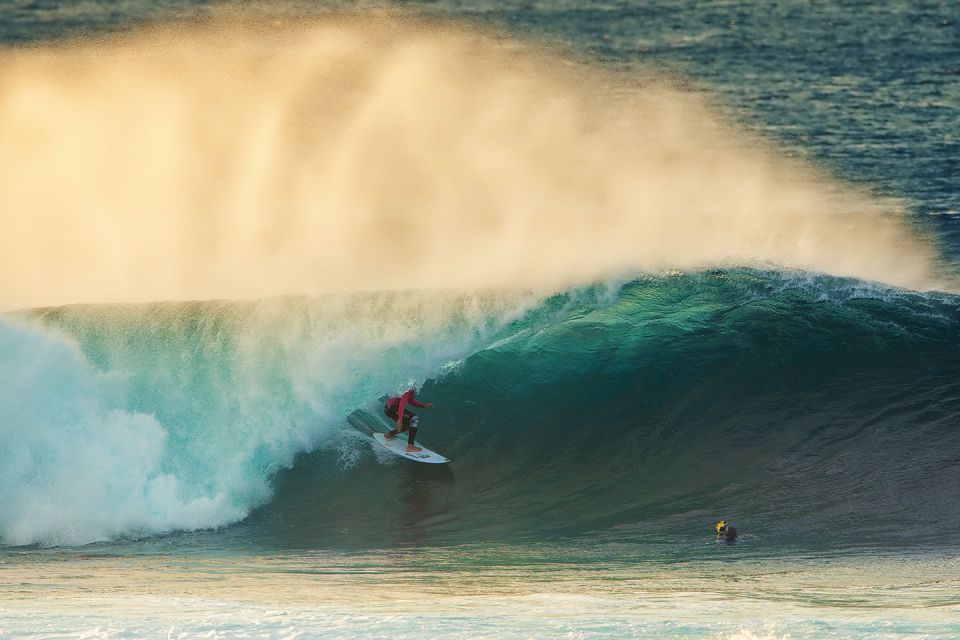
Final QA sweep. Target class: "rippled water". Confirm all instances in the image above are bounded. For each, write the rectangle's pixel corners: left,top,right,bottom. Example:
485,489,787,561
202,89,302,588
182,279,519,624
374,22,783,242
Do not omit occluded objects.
3,544,959,638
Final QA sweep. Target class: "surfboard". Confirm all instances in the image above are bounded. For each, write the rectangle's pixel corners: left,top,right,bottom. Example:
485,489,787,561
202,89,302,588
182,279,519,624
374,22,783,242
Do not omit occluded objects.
371,432,449,464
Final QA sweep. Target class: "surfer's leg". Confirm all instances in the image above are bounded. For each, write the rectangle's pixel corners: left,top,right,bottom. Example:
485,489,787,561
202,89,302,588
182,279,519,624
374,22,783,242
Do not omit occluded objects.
386,424,406,439
384,407,400,438
406,415,422,452
383,409,407,440
387,410,417,442
404,412,418,437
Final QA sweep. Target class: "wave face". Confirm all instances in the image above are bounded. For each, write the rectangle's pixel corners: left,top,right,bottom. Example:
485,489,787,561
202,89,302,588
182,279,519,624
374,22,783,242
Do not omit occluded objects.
256,273,960,549
5,271,959,548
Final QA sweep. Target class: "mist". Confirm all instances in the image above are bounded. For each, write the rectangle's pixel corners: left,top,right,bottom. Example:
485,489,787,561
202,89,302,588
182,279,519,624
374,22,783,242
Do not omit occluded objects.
0,12,944,310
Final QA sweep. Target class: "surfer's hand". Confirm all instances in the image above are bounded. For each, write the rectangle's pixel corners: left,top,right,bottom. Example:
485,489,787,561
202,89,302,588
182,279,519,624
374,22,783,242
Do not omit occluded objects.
425,403,434,408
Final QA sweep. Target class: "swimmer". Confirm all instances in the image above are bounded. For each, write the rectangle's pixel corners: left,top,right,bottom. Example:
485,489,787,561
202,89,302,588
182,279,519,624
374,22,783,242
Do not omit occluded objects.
715,520,738,542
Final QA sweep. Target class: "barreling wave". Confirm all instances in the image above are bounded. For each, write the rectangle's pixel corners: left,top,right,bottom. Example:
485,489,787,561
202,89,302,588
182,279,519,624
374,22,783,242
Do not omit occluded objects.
255,271,960,549
3,271,959,547
1,8,956,548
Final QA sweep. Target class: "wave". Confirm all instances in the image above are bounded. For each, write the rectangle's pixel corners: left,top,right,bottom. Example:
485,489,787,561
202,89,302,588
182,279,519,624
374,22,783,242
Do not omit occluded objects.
3,270,959,547
253,271,960,549
0,10,949,311
0,290,542,546
1,8,954,550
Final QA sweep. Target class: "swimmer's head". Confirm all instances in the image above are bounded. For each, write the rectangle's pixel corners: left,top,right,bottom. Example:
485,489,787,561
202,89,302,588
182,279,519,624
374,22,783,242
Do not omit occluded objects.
716,520,728,533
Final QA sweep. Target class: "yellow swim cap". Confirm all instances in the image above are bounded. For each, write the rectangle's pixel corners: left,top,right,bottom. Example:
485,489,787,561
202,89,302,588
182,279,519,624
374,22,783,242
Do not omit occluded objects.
716,520,728,533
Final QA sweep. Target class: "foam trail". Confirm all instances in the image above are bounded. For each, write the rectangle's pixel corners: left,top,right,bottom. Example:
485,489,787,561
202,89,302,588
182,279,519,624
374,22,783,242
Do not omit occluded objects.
0,12,946,310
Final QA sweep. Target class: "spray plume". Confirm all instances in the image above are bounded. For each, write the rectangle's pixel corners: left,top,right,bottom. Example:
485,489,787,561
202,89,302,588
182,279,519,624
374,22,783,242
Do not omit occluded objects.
0,12,944,310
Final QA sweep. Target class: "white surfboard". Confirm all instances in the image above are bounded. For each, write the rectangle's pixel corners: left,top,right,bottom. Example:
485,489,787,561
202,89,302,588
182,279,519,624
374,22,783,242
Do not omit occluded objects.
372,433,449,464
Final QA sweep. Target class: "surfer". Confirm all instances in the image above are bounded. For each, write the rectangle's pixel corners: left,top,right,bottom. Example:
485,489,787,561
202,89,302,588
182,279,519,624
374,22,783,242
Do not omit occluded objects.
384,388,434,453
715,520,738,542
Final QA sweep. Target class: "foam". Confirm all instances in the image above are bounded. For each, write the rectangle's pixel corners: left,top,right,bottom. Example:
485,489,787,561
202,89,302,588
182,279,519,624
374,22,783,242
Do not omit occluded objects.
0,318,243,545
0,290,536,545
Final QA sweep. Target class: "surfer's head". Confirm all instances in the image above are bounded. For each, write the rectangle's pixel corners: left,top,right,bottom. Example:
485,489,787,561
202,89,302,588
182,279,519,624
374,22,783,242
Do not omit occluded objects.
715,520,738,542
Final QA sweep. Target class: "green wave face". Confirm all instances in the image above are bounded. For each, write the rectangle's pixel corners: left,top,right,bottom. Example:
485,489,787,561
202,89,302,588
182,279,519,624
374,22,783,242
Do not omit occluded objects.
420,272,960,547
253,271,960,550
4,270,960,549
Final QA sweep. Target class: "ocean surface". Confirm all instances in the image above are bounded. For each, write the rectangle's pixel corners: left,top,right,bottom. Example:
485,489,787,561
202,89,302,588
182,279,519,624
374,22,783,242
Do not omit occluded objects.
1,1,959,638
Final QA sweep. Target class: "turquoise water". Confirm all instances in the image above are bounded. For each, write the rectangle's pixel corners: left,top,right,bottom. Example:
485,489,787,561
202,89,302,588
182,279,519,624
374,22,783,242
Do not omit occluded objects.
4,275,959,637
2,1,959,638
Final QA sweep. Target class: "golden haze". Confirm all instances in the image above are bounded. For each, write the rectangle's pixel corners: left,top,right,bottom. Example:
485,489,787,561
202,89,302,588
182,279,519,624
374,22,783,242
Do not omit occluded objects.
0,13,945,310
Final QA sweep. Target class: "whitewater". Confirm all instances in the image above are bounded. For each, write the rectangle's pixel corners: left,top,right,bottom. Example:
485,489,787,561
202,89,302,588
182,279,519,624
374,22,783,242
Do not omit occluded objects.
1,2,959,639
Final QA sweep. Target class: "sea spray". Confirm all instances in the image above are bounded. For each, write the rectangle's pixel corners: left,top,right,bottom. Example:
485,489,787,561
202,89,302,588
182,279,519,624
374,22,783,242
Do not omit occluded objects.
0,318,246,545
0,12,946,310
0,289,542,545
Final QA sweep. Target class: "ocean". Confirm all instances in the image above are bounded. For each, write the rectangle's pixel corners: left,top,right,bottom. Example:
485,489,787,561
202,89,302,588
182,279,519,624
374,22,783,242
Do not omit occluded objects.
1,1,958,638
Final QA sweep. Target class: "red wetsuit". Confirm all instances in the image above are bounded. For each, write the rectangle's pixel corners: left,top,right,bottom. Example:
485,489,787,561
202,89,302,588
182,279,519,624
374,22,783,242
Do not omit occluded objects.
384,389,429,445
385,388,429,423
